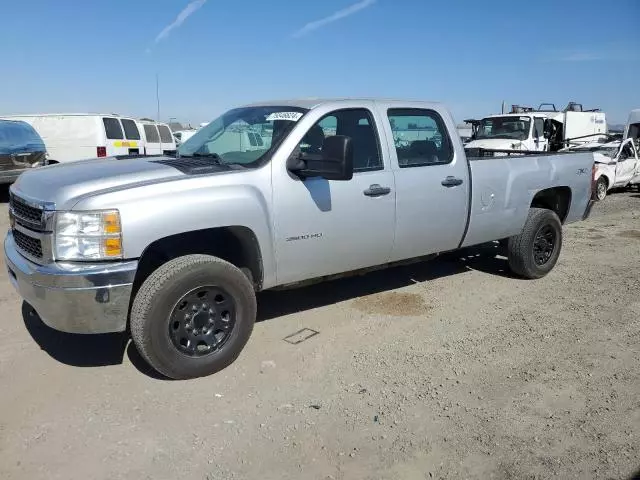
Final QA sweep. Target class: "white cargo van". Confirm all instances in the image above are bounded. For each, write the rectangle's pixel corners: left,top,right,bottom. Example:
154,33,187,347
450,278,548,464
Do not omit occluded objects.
137,121,177,155
0,114,144,162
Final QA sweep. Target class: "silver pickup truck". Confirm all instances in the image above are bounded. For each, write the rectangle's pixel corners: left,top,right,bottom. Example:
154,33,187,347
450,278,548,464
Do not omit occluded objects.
5,99,595,379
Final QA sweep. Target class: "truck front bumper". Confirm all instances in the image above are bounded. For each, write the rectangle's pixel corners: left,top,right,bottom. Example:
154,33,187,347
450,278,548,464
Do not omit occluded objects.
4,232,138,334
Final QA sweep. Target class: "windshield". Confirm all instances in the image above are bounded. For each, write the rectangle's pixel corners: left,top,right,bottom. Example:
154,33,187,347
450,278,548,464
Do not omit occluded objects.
178,106,308,166
476,116,531,141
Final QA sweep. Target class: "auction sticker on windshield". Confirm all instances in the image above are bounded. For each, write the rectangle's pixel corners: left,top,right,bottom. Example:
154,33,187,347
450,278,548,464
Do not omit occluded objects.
266,112,304,122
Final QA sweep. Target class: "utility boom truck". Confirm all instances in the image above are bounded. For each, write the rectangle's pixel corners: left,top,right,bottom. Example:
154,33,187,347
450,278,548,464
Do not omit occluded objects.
466,102,608,154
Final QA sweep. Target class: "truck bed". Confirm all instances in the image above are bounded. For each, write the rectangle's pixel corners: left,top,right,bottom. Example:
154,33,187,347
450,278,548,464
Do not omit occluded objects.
461,151,594,248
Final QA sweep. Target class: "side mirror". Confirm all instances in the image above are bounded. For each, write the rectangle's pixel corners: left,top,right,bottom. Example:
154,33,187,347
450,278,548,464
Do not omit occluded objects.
287,135,354,181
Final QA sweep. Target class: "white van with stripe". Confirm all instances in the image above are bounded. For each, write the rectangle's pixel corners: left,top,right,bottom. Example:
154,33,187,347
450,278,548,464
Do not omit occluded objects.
136,120,177,156
0,113,144,163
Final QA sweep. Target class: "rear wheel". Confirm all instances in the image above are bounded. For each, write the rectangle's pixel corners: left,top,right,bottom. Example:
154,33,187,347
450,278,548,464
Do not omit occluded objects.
595,177,608,201
507,208,562,279
130,254,256,380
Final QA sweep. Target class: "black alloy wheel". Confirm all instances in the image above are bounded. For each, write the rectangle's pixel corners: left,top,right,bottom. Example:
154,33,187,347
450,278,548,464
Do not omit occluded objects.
168,286,236,357
532,225,556,266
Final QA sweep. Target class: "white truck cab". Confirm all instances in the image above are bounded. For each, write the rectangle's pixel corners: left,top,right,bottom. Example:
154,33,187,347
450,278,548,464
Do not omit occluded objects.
466,102,608,154
624,109,640,141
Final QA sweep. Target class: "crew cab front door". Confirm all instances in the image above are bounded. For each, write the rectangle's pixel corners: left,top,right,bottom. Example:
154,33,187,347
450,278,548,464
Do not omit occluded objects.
272,106,395,285
379,105,470,261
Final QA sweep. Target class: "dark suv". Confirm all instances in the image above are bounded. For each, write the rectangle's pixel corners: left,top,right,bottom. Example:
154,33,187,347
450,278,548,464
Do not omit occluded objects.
0,119,47,184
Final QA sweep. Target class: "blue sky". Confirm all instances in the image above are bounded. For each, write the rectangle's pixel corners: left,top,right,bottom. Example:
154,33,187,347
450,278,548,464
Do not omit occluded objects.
1,0,638,125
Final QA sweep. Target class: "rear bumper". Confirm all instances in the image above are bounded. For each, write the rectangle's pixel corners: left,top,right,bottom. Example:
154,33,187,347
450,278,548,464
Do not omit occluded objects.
4,232,138,333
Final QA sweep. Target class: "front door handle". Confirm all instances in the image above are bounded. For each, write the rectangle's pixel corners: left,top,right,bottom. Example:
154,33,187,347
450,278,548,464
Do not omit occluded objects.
441,176,463,187
363,184,391,197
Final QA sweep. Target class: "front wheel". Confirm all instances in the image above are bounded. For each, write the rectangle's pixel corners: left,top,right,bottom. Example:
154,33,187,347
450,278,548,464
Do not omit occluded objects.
507,208,562,279
130,254,256,380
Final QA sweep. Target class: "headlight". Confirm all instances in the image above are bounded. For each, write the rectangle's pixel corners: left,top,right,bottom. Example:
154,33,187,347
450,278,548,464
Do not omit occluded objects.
54,210,123,261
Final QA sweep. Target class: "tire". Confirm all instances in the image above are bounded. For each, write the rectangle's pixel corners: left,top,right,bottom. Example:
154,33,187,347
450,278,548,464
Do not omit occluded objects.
594,177,607,201
130,254,256,380
507,208,562,279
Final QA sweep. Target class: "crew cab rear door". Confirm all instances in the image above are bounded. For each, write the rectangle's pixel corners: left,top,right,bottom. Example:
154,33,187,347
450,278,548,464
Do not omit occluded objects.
378,104,470,261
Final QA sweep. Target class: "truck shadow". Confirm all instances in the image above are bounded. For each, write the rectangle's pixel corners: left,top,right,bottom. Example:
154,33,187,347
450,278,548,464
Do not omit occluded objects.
257,243,513,322
21,243,512,378
21,302,128,367
0,184,10,204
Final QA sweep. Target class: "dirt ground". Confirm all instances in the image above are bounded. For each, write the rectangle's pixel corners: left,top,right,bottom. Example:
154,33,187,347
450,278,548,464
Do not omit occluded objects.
0,187,638,480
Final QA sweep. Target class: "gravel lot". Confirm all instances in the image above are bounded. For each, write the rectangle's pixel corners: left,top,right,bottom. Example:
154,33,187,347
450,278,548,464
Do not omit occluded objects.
0,186,638,480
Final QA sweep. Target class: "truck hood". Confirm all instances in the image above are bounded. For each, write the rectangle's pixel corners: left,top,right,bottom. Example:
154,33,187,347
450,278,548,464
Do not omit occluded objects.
465,138,527,150
10,155,227,210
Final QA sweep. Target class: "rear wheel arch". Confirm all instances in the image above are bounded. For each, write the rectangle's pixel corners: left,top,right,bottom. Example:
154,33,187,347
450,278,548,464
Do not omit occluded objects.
530,186,572,223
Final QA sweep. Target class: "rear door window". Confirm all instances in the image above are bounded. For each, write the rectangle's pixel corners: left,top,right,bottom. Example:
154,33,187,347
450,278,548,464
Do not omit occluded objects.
103,117,124,139
387,108,453,167
144,124,160,143
157,125,174,144
121,119,141,140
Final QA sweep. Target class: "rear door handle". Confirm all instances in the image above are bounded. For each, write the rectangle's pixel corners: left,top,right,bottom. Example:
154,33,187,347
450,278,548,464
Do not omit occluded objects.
363,184,391,197
441,176,463,187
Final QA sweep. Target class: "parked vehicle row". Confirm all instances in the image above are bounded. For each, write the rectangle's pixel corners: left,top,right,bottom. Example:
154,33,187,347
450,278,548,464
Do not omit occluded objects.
0,114,176,164
5,98,596,379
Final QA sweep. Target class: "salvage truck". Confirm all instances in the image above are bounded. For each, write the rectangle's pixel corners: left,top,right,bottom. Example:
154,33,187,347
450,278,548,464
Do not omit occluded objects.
5,99,596,379
563,137,640,200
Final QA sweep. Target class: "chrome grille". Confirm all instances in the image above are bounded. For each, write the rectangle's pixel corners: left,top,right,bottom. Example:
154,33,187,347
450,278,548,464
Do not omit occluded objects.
13,229,43,259
10,194,43,227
